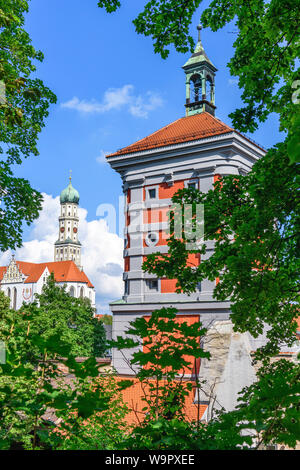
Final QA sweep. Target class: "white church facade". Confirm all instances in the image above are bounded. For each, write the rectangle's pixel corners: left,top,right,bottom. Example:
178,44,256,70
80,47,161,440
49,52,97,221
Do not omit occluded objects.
0,178,96,310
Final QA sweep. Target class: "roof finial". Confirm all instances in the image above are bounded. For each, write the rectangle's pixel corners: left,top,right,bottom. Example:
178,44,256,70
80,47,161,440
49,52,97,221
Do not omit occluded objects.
197,22,202,43
69,169,72,184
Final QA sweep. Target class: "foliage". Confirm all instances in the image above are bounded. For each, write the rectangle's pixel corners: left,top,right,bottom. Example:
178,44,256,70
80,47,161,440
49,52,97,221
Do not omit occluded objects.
98,0,299,163
18,273,107,358
98,313,113,325
110,305,300,449
0,0,56,251
144,144,299,359
234,359,300,449
0,289,114,450
50,374,130,450
98,2,299,448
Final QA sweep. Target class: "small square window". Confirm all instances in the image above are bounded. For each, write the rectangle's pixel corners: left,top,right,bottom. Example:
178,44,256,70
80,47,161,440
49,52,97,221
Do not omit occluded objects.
185,179,199,190
148,188,156,199
147,279,158,291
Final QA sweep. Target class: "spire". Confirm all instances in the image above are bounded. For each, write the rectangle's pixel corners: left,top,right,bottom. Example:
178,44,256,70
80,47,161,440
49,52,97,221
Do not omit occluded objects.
55,176,82,268
182,23,217,117
197,22,202,42
194,23,204,54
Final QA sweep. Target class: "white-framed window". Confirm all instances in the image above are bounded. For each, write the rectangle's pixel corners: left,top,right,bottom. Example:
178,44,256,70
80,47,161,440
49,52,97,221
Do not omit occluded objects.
146,279,159,291
145,232,159,247
185,179,199,190
146,185,158,200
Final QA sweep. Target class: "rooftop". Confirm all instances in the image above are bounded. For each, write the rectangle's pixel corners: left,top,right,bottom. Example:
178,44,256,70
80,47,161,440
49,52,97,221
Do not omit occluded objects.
0,260,94,288
107,112,264,158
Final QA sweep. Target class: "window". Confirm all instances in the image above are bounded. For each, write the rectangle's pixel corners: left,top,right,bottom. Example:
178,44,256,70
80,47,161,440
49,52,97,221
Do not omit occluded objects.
13,287,17,310
80,287,84,298
146,279,159,291
147,188,157,199
185,179,199,190
145,232,159,247
124,280,130,296
190,74,202,102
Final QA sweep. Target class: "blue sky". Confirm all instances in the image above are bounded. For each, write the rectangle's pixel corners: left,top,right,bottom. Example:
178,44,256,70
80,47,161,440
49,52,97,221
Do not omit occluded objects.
3,0,284,312
18,0,282,219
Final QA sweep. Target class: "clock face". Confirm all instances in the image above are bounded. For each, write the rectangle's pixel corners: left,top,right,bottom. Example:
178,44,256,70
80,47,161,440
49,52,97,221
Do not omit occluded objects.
60,227,65,233
73,227,78,233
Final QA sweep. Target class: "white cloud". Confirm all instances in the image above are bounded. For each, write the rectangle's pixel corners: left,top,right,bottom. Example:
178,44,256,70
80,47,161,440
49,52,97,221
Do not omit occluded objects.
96,149,111,164
0,193,124,313
61,85,163,118
228,78,239,86
129,91,163,118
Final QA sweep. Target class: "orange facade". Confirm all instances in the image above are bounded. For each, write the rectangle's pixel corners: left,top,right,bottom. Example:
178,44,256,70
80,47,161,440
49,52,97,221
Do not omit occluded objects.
158,180,185,199
124,257,130,272
142,314,201,376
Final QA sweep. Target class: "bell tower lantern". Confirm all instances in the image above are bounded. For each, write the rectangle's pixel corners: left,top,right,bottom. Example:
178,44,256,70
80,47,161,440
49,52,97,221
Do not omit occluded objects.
182,23,217,116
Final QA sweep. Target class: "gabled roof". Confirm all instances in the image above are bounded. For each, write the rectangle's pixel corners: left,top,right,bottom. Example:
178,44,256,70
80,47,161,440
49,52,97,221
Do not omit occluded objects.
0,260,94,288
107,112,233,158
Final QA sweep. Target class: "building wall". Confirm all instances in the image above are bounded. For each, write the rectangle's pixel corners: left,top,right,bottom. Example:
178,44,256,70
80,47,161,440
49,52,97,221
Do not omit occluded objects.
109,132,265,378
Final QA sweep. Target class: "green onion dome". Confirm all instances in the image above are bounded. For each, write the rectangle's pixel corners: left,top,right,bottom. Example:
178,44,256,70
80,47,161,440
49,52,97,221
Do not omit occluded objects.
60,181,80,204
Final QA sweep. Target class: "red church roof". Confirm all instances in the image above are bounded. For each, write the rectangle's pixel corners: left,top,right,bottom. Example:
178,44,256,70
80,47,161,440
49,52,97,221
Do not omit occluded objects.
107,112,265,158
107,112,233,157
0,260,94,288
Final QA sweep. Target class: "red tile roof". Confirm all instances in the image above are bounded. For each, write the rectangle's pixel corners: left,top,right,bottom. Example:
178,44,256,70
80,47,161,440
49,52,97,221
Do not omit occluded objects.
0,267,6,280
0,260,94,288
117,377,207,426
107,112,234,157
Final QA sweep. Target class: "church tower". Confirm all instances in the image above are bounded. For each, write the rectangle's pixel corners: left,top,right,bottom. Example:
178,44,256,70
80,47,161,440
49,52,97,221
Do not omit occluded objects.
182,23,217,116
54,174,82,268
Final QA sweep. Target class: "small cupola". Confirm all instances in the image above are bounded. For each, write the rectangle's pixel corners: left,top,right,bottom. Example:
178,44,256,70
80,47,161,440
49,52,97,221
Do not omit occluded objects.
182,23,217,116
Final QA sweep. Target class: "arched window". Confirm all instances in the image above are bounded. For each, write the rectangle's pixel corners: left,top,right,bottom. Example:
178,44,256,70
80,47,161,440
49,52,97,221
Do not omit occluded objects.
13,287,17,310
80,287,84,298
7,288,11,307
69,286,75,297
206,75,214,103
190,74,201,102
